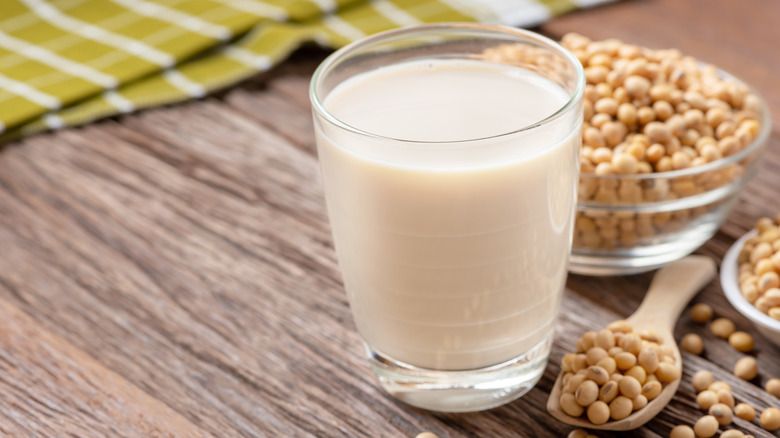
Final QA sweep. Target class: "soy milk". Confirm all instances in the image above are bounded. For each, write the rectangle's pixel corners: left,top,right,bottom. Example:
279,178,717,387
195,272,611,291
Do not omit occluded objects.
316,59,580,370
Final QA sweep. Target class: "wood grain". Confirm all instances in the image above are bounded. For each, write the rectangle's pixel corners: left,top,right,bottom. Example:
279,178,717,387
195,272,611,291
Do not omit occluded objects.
0,296,210,436
0,0,778,437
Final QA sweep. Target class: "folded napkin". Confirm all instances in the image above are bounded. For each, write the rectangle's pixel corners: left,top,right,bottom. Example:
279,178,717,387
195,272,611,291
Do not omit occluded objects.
0,0,611,142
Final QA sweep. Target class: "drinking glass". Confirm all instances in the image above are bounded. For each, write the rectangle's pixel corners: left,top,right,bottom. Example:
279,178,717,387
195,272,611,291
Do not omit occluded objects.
310,23,584,412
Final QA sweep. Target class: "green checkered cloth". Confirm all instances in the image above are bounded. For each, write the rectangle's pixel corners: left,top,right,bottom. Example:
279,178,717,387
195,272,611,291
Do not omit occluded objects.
0,0,610,142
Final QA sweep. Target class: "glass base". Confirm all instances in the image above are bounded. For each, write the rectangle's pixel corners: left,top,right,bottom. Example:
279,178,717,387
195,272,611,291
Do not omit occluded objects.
367,334,552,412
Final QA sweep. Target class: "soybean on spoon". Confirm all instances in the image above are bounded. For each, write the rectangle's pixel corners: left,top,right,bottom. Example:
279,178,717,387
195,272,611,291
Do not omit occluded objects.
547,255,716,430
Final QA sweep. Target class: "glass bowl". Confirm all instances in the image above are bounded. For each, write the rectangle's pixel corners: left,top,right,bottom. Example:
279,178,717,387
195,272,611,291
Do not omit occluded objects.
721,230,780,346
569,76,771,276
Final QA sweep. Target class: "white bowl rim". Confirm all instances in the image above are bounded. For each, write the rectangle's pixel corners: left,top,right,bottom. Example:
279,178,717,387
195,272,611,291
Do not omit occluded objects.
721,230,780,332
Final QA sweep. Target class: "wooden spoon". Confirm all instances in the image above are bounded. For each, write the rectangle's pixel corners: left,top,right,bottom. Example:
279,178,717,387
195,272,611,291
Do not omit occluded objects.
547,255,716,431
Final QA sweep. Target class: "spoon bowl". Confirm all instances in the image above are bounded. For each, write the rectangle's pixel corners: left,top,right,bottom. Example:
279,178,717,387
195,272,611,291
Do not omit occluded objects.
547,255,716,430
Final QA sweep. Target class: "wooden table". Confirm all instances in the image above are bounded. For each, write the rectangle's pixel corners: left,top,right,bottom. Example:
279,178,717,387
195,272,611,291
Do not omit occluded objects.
1,0,778,436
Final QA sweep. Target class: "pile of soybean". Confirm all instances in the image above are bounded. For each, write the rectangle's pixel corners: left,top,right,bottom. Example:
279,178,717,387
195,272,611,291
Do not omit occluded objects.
558,320,680,425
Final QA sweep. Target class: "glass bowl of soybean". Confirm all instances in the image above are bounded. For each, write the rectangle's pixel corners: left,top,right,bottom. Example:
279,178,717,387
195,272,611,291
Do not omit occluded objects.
564,42,771,275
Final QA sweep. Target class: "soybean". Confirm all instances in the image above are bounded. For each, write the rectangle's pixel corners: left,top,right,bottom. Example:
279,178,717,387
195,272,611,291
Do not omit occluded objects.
696,390,719,410
561,393,585,417
669,425,695,438
618,376,641,398
608,396,633,420
632,394,647,410
625,365,647,384
596,329,616,350
587,347,609,366
637,348,659,374
599,380,618,403
691,370,714,393
734,403,756,421
680,333,704,355
642,380,662,400
765,377,780,397
615,352,637,370
566,374,587,394
761,407,780,431
656,363,681,382
575,380,599,407
708,381,731,393
596,357,617,375
711,318,736,338
587,401,610,425
693,415,719,438
690,303,713,323
717,390,735,409
708,403,733,425
586,366,610,386
733,356,758,380
607,320,633,333
580,331,597,352
728,331,754,352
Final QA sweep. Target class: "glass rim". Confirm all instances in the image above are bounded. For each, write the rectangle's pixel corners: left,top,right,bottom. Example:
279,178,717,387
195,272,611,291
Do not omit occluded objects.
309,23,586,145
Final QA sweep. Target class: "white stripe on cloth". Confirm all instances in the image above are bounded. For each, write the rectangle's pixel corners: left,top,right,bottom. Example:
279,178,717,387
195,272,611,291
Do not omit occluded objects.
104,90,135,113
0,73,61,109
371,0,423,26
43,113,65,129
307,0,338,14
0,31,117,88
323,15,366,41
437,0,500,23
571,0,614,7
20,0,176,67
163,69,206,98
0,0,87,34
208,0,288,21
469,0,551,26
0,4,158,73
0,120,4,133
223,47,273,71
108,0,233,41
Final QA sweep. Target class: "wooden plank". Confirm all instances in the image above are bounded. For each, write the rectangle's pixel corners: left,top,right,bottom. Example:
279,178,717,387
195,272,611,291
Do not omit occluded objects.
0,104,436,437
0,296,210,437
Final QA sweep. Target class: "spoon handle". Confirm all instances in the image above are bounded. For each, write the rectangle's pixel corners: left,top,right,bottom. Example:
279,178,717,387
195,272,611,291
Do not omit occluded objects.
628,255,716,331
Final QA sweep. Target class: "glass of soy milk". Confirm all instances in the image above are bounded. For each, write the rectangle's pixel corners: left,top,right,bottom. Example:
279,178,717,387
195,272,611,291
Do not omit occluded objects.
310,24,584,412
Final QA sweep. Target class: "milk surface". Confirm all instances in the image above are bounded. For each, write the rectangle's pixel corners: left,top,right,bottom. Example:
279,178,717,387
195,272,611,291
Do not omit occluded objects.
317,59,579,370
